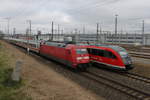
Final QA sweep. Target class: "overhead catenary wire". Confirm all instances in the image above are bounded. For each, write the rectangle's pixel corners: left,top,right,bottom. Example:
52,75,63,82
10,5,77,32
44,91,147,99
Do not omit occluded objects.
1,0,150,35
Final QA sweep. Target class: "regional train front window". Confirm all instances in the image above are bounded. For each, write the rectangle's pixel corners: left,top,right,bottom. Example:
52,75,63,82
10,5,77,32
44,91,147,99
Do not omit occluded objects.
76,49,88,54
109,46,128,58
110,46,126,52
119,52,128,57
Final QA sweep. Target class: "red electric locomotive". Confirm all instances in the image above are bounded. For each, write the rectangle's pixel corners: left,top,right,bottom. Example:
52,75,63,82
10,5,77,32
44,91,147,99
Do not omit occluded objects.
87,44,133,70
8,38,90,69
39,41,90,69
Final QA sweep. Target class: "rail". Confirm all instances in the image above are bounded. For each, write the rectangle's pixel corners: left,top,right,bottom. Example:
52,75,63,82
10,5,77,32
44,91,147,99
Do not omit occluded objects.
81,71,150,100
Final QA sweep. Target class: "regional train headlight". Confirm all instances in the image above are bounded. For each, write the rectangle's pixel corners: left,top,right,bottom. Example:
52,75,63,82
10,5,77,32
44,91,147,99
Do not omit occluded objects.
122,57,132,65
122,58,127,64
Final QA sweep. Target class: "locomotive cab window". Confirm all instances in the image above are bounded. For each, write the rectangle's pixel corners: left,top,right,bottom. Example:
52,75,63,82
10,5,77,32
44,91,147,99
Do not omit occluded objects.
76,49,88,54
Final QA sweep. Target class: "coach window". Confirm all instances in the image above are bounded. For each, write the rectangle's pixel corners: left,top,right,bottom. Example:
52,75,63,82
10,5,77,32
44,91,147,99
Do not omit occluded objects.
76,49,88,54
104,50,117,59
91,49,98,55
97,49,104,57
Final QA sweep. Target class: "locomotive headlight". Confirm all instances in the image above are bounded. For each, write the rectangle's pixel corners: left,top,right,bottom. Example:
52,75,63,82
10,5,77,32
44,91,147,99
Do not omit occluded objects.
77,57,82,60
77,56,89,60
83,56,89,59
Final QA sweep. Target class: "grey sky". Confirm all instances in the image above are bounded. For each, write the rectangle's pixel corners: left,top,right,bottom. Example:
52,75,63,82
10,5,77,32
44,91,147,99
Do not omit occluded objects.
0,0,150,34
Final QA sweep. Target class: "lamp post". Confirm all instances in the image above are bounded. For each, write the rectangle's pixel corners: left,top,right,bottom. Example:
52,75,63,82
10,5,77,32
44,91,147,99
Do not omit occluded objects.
4,17,11,35
114,14,118,43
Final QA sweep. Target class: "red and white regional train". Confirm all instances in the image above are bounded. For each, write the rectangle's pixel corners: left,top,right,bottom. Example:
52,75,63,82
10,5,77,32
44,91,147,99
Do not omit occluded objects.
87,44,133,70
7,38,133,71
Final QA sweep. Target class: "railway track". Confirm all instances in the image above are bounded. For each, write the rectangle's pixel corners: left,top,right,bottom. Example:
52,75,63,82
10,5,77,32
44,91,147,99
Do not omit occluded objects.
91,65,150,85
130,53,150,59
81,71,150,100
122,72,150,84
126,47,150,59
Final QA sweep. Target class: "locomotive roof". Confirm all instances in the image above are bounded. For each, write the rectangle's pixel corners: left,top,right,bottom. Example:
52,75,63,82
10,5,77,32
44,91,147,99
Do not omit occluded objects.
45,41,67,47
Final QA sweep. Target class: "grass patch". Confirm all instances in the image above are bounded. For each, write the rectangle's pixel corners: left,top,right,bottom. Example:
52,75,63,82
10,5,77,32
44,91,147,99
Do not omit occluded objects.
0,43,31,100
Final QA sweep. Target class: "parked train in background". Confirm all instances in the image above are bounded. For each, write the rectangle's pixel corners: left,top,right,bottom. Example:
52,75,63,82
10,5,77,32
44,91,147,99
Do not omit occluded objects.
87,44,133,70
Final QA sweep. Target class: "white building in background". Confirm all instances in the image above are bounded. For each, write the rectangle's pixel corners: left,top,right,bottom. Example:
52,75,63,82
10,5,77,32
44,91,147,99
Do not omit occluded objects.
35,33,150,45
5,32,150,45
